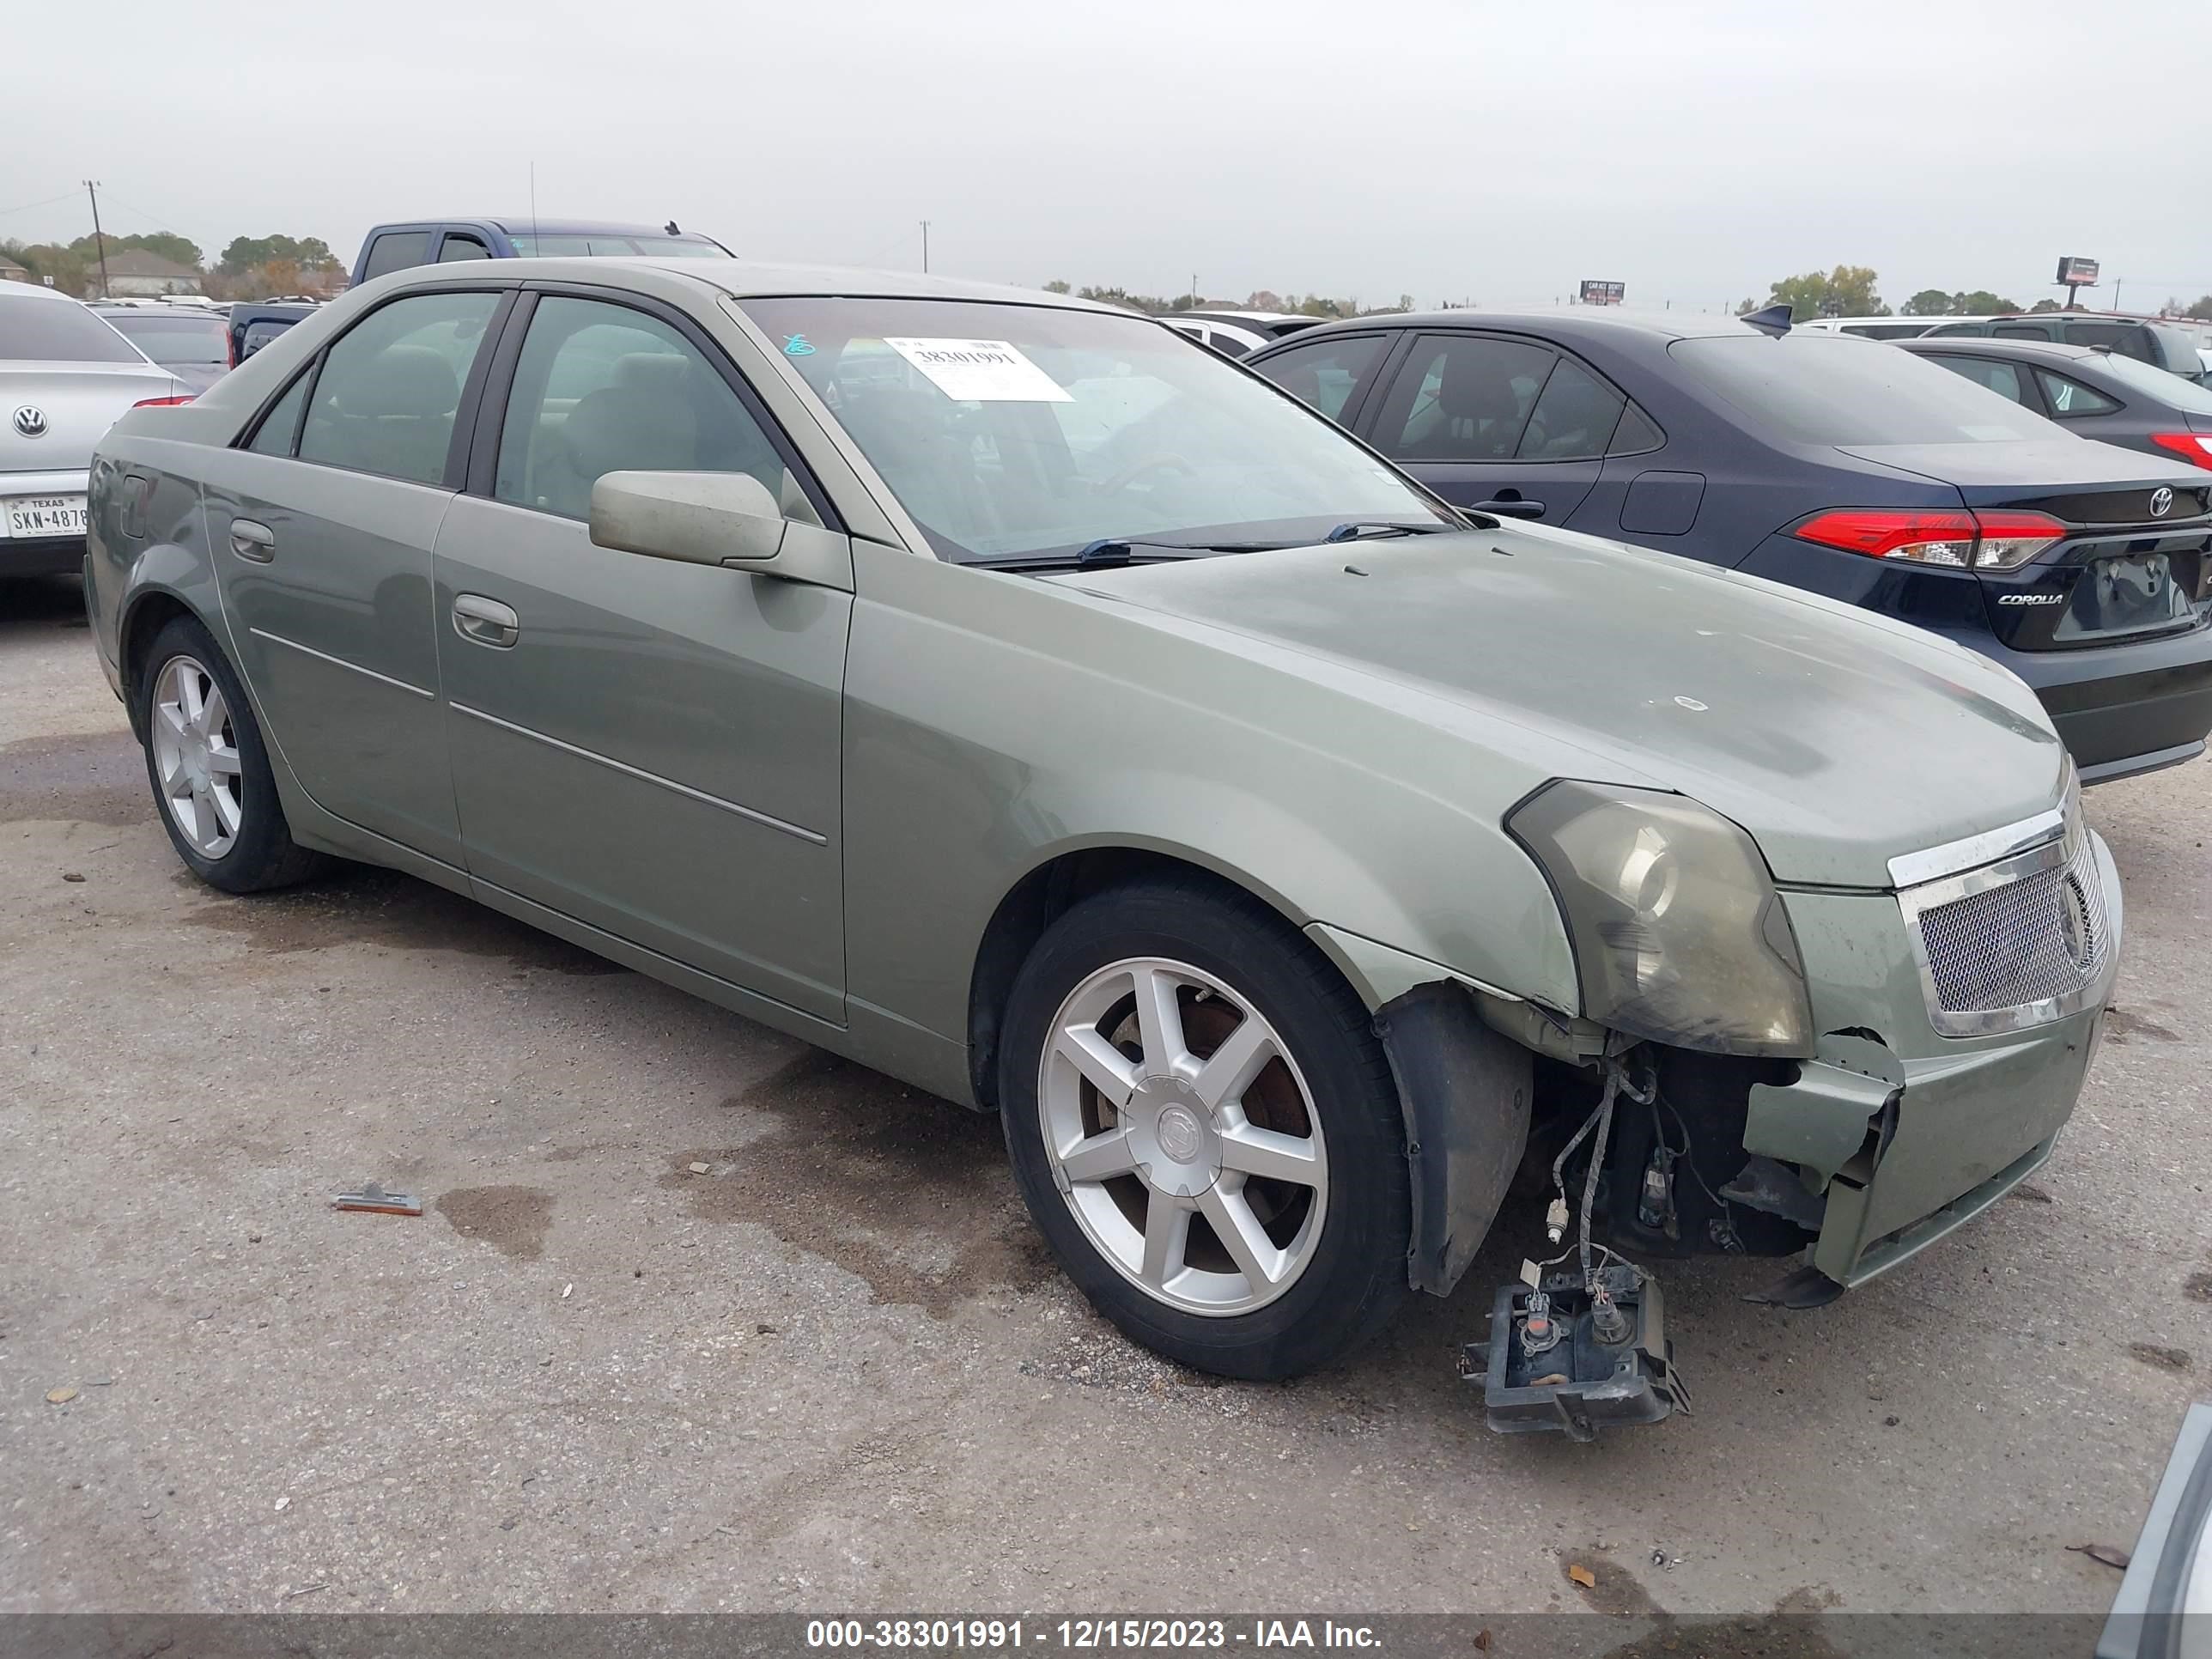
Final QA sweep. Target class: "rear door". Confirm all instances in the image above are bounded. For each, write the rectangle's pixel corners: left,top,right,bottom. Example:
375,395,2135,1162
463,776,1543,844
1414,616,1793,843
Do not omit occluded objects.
195,284,509,866
1361,331,1621,524
1245,331,1393,429
430,287,851,1020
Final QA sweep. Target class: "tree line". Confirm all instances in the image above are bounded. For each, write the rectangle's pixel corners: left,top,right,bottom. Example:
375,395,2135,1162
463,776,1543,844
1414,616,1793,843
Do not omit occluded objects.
1042,281,1419,319
1742,264,2212,323
2,232,343,301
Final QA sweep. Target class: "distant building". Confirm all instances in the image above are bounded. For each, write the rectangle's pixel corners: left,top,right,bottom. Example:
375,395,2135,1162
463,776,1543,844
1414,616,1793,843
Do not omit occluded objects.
0,257,32,284
97,249,204,297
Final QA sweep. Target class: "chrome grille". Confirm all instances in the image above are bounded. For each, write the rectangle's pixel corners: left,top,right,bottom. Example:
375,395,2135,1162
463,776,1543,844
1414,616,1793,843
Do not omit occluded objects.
1898,815,2109,1037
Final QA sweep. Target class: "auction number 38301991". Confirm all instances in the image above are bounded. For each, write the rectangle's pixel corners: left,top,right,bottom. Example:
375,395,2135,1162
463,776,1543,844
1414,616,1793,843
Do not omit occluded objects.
805,1619,1383,1650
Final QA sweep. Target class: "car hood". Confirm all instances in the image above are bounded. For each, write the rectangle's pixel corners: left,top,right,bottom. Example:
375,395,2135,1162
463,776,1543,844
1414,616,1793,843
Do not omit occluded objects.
1047,525,2067,889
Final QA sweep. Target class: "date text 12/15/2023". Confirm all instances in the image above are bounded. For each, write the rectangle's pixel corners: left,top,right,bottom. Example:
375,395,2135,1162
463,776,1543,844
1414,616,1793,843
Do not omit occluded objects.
805,1620,1383,1650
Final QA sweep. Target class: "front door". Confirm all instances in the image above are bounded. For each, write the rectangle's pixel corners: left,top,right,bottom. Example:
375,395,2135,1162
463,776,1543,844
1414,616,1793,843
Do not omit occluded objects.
431,291,850,1021
1362,331,1618,526
199,286,506,866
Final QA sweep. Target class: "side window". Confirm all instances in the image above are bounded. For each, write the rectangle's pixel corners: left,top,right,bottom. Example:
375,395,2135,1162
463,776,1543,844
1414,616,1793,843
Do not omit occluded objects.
493,295,788,522
437,234,492,264
1609,401,1664,455
360,232,432,281
1250,334,1386,424
1993,324,2049,341
2034,370,2119,417
1517,356,1627,460
297,290,499,486
245,370,312,456
1927,355,2028,404
1370,334,1553,462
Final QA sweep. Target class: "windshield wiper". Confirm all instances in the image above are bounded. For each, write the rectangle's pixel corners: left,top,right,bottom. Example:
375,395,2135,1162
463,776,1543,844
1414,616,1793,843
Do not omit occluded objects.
1322,520,1457,543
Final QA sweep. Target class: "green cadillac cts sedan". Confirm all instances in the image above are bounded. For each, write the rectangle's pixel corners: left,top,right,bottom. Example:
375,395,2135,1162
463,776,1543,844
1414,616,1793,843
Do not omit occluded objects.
84,259,2119,1391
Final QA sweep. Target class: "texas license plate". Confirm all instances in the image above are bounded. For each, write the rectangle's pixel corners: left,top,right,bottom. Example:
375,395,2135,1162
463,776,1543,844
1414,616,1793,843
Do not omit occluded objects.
4,495,88,538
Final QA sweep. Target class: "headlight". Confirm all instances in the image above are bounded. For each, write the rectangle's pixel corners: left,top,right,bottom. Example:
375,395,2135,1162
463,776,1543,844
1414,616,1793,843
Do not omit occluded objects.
1508,781,1813,1057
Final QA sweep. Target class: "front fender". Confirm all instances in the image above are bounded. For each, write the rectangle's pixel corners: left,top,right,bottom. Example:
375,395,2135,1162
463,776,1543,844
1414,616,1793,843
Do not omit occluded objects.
840,541,1582,1046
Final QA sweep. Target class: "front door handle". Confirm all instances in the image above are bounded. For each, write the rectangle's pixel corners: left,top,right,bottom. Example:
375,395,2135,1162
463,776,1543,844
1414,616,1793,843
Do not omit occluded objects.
453,593,520,649
229,518,276,562
1467,498,1546,520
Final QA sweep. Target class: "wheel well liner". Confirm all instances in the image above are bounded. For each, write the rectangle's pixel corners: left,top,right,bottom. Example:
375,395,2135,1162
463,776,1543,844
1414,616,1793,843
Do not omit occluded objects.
965,848,1312,1111
117,590,201,739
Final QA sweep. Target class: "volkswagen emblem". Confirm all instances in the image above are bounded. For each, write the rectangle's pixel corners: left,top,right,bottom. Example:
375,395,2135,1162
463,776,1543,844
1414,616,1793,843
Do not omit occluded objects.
11,404,48,439
2149,486,2173,519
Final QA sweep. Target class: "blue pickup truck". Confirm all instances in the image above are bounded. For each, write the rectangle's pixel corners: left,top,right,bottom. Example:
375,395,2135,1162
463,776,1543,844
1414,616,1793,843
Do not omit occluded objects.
349,217,732,287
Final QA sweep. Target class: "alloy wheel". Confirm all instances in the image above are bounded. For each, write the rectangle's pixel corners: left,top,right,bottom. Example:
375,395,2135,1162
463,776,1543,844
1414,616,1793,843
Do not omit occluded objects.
1036,956,1328,1316
150,654,244,860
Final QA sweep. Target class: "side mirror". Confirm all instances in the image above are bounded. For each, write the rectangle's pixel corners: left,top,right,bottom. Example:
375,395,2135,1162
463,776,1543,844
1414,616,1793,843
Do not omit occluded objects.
586,471,852,591
589,471,787,566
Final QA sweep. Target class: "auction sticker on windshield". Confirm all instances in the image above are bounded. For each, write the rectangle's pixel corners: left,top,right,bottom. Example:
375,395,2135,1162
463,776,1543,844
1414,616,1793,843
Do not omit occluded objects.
884,337,1073,403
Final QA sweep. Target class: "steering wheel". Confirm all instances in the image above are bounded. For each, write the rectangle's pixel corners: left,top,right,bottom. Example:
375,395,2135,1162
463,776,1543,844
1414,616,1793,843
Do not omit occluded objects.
1094,454,1198,497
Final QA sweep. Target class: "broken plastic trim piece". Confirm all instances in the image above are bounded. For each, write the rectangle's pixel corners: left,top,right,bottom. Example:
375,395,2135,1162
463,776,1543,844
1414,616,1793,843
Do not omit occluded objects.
331,1182,422,1216
1461,1265,1690,1439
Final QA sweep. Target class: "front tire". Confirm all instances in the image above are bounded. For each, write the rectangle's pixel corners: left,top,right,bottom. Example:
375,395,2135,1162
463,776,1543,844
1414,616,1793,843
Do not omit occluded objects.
138,616,329,893
1000,876,1410,1380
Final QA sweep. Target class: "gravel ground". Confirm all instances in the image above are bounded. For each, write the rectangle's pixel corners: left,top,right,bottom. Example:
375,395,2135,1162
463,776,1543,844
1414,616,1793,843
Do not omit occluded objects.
2,572,2207,1623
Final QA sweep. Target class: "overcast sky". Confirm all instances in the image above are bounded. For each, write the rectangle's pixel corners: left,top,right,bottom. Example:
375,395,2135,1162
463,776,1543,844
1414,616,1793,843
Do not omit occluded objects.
9,0,2208,312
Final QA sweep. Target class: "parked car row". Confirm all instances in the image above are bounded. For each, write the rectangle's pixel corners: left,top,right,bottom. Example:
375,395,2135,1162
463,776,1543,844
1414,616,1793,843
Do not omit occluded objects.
1803,307,2209,381
1249,307,2212,784
79,253,2136,1431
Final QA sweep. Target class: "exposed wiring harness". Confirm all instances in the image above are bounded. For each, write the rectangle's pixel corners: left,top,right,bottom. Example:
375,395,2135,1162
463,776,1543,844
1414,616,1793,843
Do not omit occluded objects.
1537,1053,1658,1285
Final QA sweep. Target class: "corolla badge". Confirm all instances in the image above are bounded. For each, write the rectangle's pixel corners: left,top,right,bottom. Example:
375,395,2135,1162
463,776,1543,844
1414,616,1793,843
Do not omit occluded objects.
2149,486,2173,518
11,405,48,439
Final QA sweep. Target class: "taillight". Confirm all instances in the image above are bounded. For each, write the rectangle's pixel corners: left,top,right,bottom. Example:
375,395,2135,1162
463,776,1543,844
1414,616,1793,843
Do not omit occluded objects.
2148,432,2212,470
1969,509,2069,571
1793,508,1976,566
131,395,194,408
1792,507,2066,571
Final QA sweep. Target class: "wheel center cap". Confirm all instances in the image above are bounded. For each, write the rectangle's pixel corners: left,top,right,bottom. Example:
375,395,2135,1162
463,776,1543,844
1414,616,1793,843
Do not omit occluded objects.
1127,1078,1221,1199
1157,1104,1204,1163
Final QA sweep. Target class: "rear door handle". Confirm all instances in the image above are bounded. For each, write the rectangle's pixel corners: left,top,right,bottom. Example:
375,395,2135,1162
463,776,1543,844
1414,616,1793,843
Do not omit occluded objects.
229,518,276,562
1467,498,1546,520
453,592,520,648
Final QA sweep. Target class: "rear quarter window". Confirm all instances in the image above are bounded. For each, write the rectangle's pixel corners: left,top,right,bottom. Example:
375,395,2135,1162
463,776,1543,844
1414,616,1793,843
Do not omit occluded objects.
1669,335,2055,445
0,299,145,363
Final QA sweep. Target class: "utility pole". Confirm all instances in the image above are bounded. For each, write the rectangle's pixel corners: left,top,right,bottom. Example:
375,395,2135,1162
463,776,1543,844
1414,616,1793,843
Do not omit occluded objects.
1191,271,1198,308
920,220,930,274
83,179,111,299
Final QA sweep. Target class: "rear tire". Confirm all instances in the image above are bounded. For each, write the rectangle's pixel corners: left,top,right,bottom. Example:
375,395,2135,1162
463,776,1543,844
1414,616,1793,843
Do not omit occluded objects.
137,616,329,894
1000,875,1410,1380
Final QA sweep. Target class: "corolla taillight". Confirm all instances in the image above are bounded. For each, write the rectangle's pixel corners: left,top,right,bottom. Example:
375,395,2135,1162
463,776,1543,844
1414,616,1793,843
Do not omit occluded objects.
1792,507,2065,571
2148,432,2212,471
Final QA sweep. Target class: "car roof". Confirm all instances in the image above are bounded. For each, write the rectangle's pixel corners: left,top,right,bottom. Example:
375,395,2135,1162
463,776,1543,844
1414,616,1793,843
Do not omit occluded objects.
1261,307,1772,345
0,281,88,307
1899,336,2100,362
374,256,1133,313
380,216,720,240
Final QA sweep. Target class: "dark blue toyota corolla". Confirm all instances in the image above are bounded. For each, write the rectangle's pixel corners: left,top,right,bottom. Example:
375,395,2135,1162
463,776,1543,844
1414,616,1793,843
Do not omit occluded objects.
1249,310,2212,783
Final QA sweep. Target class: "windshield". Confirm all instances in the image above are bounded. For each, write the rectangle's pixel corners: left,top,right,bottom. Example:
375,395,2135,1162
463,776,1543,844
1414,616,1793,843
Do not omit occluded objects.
102,311,228,368
1670,333,2055,446
2089,349,2212,412
0,298,146,364
507,234,726,258
740,296,1449,562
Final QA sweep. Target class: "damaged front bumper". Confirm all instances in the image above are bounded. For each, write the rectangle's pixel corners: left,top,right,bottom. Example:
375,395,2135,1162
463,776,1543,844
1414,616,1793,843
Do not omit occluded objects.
1756,823,2121,1292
